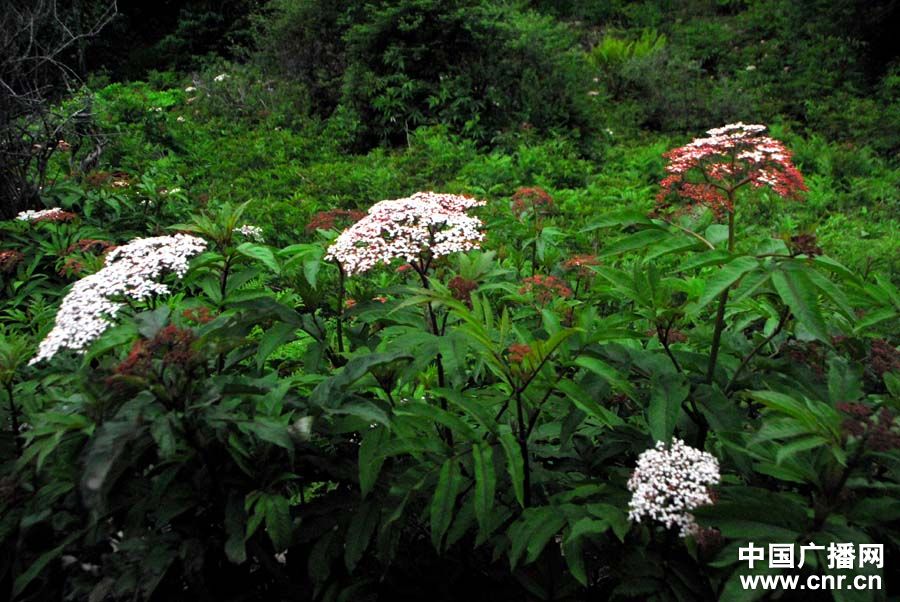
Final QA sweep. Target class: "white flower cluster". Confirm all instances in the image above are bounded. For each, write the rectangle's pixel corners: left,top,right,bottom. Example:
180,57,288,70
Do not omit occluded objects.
30,234,207,364
237,224,265,242
627,438,720,537
325,192,485,275
16,208,69,222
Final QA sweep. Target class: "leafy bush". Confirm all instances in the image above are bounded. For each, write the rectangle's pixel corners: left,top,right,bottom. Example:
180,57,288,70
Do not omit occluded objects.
2,121,898,601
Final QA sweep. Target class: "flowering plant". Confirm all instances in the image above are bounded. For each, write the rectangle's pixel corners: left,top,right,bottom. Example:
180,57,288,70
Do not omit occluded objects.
325,192,485,277
657,123,806,217
628,438,721,537
30,234,206,364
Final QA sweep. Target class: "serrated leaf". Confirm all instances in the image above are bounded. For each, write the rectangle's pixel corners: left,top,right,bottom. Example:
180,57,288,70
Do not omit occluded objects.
431,458,462,551
345,500,379,572
472,442,496,531
507,506,567,568
771,265,830,343
498,429,525,508
574,356,636,400
695,256,759,311
236,242,280,273
264,494,292,551
557,379,624,427
648,372,689,441
359,425,387,498
256,322,296,371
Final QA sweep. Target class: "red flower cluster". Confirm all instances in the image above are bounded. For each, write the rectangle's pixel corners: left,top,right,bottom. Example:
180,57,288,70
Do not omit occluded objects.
788,233,823,257
448,275,478,305
869,339,900,379
561,254,599,278
0,250,24,274
519,275,573,304
66,238,114,255
58,257,87,278
785,340,827,376
647,327,687,345
657,123,806,216
507,343,532,364
115,325,198,377
837,403,900,451
511,187,554,219
182,306,215,324
306,209,366,233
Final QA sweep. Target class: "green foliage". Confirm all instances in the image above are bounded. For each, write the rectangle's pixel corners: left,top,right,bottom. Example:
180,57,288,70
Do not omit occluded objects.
1,1,899,600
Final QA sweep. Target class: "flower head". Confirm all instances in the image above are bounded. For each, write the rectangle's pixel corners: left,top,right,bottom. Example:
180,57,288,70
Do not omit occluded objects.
16,208,77,223
237,224,265,243
30,234,207,364
507,343,532,364
657,123,806,216
519,275,572,305
627,438,720,537
511,187,554,219
0,250,24,274
325,192,485,276
306,209,366,233
561,254,598,278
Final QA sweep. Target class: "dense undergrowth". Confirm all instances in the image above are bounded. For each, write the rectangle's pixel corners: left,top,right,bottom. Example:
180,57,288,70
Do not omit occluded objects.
1,1,899,601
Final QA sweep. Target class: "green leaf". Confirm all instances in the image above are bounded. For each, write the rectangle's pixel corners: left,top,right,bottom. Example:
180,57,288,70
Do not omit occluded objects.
265,494,292,551
557,379,624,428
508,506,567,568
13,529,85,597
498,429,525,508
827,357,863,403
256,322,296,371
581,210,656,231
574,356,636,400
431,458,462,551
695,256,759,312
771,265,830,343
224,494,247,564
776,435,828,464
242,418,294,453
345,500,380,572
472,442,496,531
359,426,387,498
563,535,588,585
647,372,689,442
599,229,670,257
237,242,280,273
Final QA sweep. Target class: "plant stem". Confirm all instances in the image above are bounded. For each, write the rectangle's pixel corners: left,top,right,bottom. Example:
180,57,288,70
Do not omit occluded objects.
724,307,790,394
705,204,736,386
5,382,21,457
336,264,345,353
515,389,531,507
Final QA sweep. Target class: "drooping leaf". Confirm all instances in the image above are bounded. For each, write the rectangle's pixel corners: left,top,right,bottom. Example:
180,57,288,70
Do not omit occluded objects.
498,429,525,508
695,256,759,312
771,265,830,343
430,458,462,551
472,441,496,531
647,372,689,441
237,242,280,273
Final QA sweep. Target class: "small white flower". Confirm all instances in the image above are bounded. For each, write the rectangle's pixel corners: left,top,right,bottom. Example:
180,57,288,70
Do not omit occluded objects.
325,192,485,276
214,73,228,82
176,116,185,122
237,224,264,242
745,65,757,71
184,86,197,92
16,208,68,222
30,234,207,364
627,438,720,538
